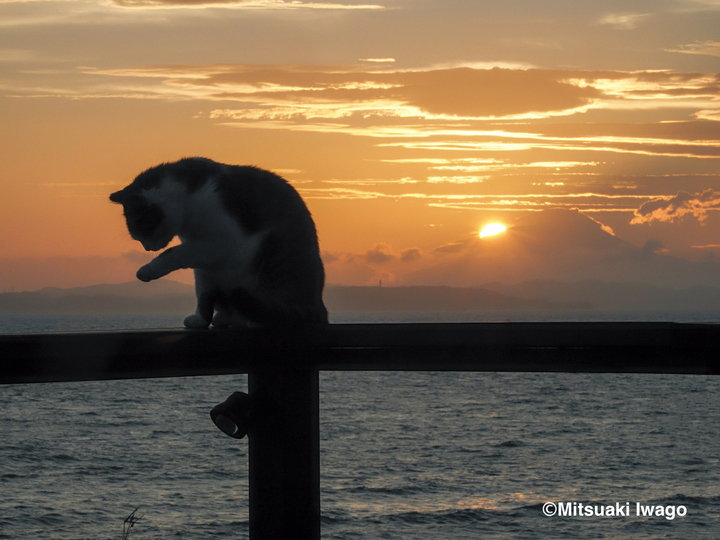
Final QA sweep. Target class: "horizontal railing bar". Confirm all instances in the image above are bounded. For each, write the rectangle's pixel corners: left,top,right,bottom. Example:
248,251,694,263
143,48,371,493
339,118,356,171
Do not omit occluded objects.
1,322,718,384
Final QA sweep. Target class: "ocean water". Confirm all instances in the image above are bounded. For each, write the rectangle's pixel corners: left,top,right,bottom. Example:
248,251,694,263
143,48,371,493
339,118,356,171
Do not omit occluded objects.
1,313,720,539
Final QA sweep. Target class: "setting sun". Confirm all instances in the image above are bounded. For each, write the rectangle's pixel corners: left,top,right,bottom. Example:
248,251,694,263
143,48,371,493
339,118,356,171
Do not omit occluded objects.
480,223,507,238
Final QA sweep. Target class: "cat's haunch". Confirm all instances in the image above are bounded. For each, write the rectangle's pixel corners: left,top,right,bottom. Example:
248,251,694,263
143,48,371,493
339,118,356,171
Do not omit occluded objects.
110,157,328,328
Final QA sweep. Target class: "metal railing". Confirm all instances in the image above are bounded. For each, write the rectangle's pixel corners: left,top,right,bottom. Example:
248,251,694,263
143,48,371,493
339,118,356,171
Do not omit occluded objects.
2,322,719,539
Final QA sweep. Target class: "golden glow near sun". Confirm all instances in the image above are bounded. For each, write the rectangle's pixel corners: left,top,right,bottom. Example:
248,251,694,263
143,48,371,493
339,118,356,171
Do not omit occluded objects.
480,223,507,238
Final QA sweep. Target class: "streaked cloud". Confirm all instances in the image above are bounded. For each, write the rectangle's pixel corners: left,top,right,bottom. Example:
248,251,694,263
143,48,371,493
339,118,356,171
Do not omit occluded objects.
674,0,720,11
598,12,651,29
11,65,720,137
320,178,418,186
111,0,385,9
631,189,720,224
588,71,719,98
426,193,652,214
427,176,486,184
296,187,388,200
696,109,720,121
668,40,720,57
379,135,720,160
7,62,719,233
298,182,661,214
0,0,383,31
41,64,601,120
41,64,715,163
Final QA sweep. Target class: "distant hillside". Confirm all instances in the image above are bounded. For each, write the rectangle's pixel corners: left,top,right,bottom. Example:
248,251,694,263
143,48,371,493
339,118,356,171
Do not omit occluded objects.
34,279,194,299
484,280,720,312
1,280,718,316
0,290,196,315
324,285,586,313
0,279,194,314
0,281,585,315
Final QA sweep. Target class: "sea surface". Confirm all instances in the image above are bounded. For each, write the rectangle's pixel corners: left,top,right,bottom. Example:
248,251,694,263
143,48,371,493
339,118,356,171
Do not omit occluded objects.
1,312,720,539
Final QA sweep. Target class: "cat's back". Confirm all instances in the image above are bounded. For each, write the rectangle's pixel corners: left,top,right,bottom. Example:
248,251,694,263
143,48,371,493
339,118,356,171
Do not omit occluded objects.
197,160,326,324
141,157,317,237
212,162,316,236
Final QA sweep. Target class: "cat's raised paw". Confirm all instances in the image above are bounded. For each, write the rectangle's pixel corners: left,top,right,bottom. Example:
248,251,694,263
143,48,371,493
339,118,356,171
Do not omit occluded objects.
184,314,211,329
136,264,156,282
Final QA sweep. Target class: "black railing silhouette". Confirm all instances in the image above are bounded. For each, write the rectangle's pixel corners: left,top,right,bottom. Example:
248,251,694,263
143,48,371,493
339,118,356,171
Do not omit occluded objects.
2,322,719,540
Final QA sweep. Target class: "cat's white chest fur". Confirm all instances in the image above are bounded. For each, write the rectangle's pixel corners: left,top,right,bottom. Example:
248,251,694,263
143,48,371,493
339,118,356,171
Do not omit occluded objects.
144,177,265,291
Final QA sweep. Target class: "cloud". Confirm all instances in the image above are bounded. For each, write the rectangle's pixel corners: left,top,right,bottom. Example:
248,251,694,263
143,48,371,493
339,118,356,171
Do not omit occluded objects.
667,40,720,57
322,243,427,285
642,239,667,254
399,247,422,262
320,250,340,264
360,58,395,63
300,183,661,214
598,13,650,29
432,240,472,254
674,0,720,12
79,64,602,121
321,251,379,285
427,176,486,184
570,70,720,101
364,242,395,264
10,63,720,172
297,187,388,200
110,0,384,9
630,189,720,224
18,65,720,136
696,109,720,121
387,68,601,118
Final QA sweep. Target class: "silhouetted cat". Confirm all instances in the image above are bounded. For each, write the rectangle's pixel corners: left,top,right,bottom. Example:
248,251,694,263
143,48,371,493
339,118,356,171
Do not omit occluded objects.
110,158,328,328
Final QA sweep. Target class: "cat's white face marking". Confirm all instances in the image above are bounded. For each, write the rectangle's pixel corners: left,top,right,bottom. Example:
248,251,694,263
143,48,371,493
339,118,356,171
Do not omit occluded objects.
141,175,187,236
126,182,172,251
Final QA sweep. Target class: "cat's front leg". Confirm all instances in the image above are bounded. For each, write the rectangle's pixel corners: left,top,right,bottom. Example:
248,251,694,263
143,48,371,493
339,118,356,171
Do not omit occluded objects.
184,288,215,329
136,245,201,282
136,251,172,282
184,310,212,329
136,263,162,282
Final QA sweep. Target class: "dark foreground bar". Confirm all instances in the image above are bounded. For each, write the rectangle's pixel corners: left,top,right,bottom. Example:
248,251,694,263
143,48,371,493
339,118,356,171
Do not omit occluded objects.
1,322,719,540
0,322,718,384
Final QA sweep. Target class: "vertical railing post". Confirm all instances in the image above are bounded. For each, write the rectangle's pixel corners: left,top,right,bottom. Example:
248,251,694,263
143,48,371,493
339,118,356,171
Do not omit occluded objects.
247,352,320,540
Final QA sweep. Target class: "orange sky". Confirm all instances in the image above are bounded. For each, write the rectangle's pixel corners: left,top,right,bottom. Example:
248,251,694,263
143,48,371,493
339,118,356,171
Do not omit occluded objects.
1,0,720,290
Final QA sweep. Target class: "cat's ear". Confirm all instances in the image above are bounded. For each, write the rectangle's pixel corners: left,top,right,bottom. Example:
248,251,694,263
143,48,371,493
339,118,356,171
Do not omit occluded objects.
109,189,125,204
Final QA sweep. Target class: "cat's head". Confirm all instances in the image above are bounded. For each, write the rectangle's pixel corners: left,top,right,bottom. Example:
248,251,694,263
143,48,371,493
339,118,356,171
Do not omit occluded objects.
110,187,175,252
